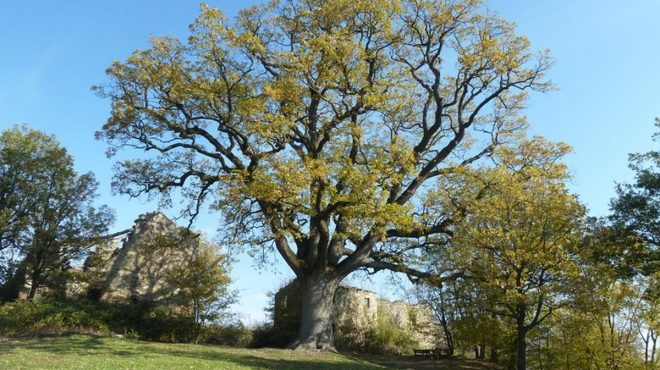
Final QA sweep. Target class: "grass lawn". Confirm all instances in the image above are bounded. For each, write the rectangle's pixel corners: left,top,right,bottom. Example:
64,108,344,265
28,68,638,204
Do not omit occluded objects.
0,335,385,370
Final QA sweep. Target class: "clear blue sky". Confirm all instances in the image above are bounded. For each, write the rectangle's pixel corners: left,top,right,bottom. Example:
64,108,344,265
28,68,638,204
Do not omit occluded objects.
1,1,658,322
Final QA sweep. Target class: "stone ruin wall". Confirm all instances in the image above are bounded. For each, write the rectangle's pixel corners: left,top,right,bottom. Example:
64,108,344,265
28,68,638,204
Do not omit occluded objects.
93,212,198,304
332,287,378,330
378,298,439,348
275,283,440,349
21,212,201,305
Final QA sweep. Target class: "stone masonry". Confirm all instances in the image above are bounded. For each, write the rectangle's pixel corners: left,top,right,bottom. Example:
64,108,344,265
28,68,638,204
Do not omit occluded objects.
274,281,440,350
88,212,201,304
21,212,203,304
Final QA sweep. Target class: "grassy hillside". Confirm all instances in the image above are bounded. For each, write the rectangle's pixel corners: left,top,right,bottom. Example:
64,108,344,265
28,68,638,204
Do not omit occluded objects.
0,335,384,370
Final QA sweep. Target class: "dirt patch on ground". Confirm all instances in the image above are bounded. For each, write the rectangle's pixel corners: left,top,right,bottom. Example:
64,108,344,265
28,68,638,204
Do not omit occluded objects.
351,354,503,370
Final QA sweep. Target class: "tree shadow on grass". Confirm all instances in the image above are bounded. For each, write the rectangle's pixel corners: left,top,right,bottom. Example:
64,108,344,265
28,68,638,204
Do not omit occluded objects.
0,335,105,355
143,348,380,370
0,336,385,370
348,353,503,370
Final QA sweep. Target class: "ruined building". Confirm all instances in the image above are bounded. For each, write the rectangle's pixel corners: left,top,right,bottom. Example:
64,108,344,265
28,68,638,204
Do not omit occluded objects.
273,281,440,351
85,212,203,304
21,212,203,304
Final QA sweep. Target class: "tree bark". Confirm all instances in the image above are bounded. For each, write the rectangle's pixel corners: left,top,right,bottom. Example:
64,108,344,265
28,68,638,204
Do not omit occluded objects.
512,302,528,370
645,330,650,365
437,292,454,357
516,324,528,370
27,269,41,300
288,272,340,351
651,332,657,364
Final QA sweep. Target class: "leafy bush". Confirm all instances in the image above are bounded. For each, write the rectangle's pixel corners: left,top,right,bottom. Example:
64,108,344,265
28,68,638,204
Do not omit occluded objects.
201,323,253,347
0,299,258,346
249,321,296,348
335,306,417,355
0,300,109,336
334,323,366,352
364,314,417,355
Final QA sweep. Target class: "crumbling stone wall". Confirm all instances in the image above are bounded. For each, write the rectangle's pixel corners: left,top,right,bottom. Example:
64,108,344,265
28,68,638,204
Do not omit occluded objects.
18,237,123,301
273,281,439,350
90,212,200,304
378,299,438,348
332,287,378,329
19,212,203,304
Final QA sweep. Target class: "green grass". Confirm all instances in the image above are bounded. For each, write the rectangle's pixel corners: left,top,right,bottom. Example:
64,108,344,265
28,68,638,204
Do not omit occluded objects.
0,335,386,370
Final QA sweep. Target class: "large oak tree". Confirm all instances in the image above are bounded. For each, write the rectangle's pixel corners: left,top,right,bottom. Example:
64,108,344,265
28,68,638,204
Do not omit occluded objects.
96,0,550,349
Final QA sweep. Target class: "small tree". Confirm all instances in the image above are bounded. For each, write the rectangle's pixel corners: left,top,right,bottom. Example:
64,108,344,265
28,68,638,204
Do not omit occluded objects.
636,276,658,368
584,279,648,370
428,138,584,370
165,235,234,343
417,278,507,359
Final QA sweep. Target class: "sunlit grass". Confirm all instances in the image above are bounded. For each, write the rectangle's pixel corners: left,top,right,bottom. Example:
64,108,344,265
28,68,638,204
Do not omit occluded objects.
0,335,385,370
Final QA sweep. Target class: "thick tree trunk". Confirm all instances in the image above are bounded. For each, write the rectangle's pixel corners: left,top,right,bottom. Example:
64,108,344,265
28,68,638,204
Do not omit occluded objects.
513,303,528,370
288,273,340,351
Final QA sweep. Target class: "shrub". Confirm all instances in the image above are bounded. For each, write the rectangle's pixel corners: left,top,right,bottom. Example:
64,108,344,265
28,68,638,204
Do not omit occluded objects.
201,323,253,347
0,300,109,337
0,300,182,340
364,314,417,355
334,322,366,352
0,299,257,346
249,321,296,348
335,306,418,355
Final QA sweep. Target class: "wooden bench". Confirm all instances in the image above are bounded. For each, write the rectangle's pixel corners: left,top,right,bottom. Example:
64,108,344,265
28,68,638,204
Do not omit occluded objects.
413,348,450,360
413,349,436,359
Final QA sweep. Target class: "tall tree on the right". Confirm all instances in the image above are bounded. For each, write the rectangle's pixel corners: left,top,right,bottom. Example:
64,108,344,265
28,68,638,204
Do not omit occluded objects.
610,119,659,275
426,137,585,370
609,120,659,367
